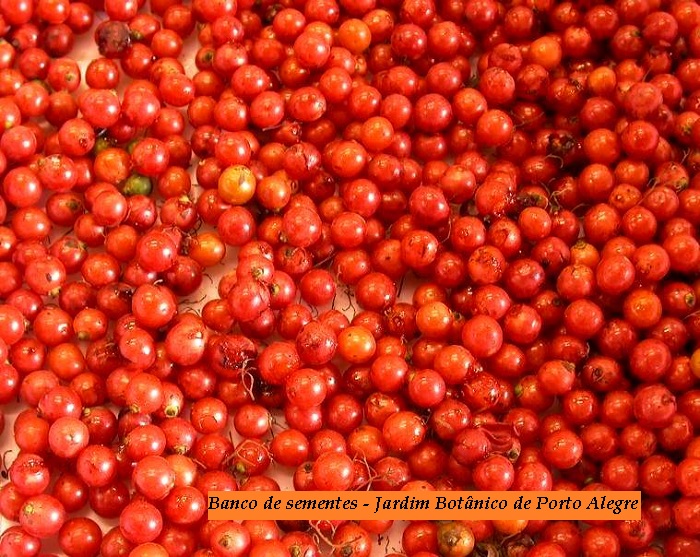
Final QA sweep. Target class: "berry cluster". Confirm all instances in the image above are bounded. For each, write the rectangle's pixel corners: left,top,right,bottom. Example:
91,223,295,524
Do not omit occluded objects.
0,0,699,556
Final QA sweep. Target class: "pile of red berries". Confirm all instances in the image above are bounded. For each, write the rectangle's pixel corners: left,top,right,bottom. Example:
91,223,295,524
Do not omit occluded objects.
0,0,699,555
